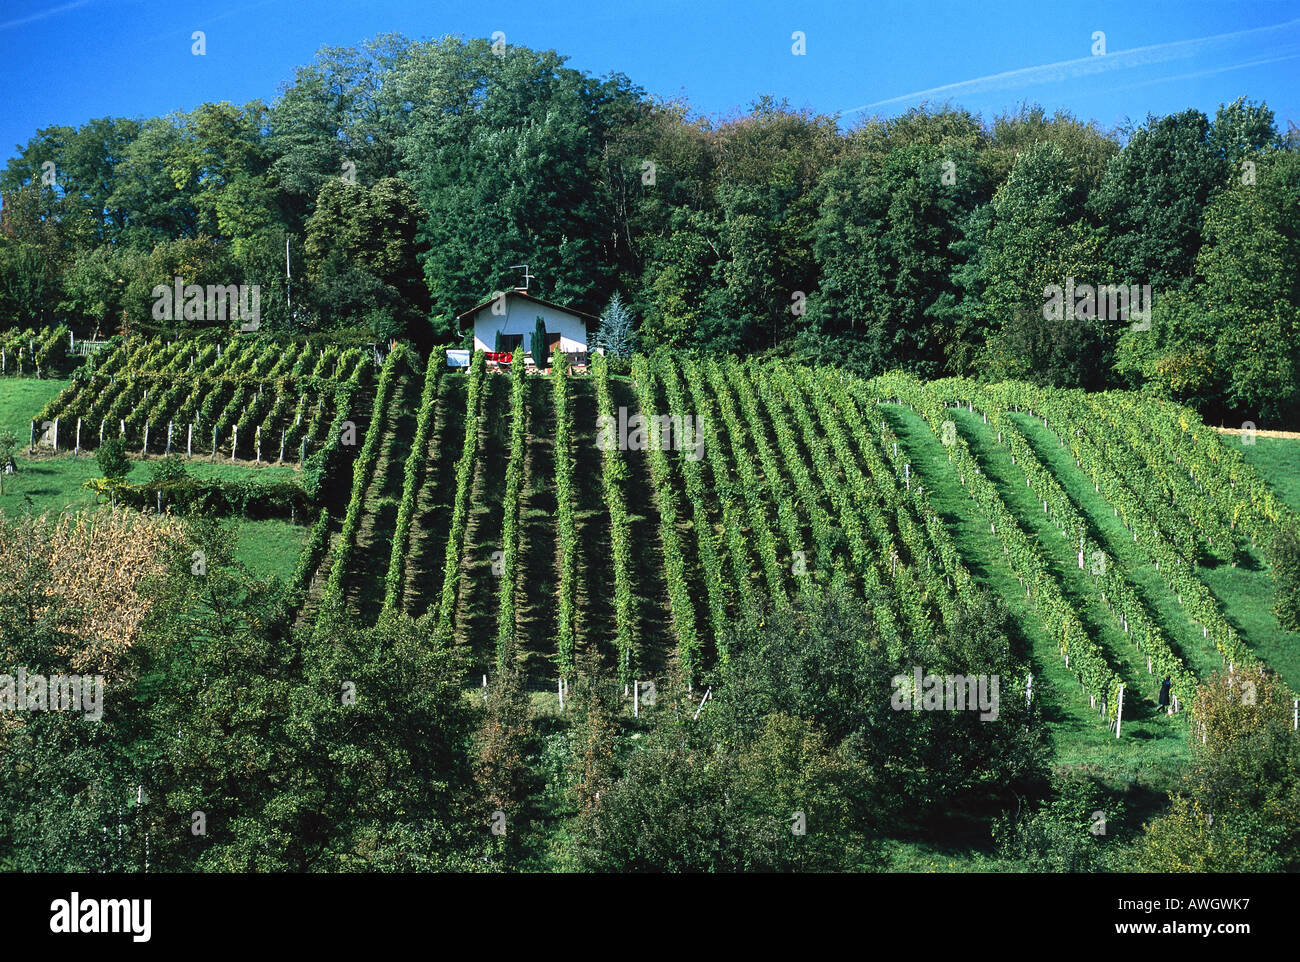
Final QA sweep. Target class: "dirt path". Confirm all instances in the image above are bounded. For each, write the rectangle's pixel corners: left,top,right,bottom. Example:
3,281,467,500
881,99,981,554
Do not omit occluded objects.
1215,426,1300,440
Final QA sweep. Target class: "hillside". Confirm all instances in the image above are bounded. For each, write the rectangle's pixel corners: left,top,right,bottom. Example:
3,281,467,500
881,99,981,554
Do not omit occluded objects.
294,348,1300,736
5,341,1300,874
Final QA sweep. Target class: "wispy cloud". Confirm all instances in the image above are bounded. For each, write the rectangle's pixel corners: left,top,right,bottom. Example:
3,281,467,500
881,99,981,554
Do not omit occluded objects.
843,17,1300,115
0,0,95,32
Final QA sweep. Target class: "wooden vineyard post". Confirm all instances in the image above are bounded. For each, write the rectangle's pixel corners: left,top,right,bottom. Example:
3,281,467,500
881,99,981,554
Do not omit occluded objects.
211,427,218,463
187,424,193,457
1026,673,1033,706
141,423,148,456
482,675,488,704
279,428,286,463
100,420,105,444
633,680,639,718
1115,685,1124,739
557,678,564,711
255,426,262,465
166,422,173,456
75,419,81,456
1294,699,1298,732
231,426,238,463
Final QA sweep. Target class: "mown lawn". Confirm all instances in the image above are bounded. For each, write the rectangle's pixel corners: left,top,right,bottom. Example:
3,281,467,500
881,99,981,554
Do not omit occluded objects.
1199,435,1300,691
1240,435,1300,514
0,376,70,439
0,452,300,515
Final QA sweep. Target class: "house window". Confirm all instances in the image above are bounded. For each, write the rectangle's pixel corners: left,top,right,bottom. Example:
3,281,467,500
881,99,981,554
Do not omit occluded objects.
495,333,523,351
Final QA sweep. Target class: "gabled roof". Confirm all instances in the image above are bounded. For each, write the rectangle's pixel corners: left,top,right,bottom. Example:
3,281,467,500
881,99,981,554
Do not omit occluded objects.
456,288,600,325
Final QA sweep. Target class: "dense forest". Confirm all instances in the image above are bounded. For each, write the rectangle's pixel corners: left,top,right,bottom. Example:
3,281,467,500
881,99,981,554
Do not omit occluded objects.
1,34,1298,424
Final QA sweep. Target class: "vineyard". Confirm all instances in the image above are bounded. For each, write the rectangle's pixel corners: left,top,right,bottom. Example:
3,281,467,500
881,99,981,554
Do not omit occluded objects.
284,349,1299,744
4,340,1300,875
32,335,375,463
6,333,1294,735
0,325,68,377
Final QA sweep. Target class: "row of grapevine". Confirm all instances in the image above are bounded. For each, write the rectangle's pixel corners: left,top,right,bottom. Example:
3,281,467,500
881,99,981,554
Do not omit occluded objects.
286,509,333,614
630,356,701,681
90,336,363,382
1077,393,1237,561
318,346,409,614
553,354,580,674
38,336,372,460
701,359,789,608
950,381,1262,678
1099,392,1293,547
962,383,1206,563
836,375,979,609
758,363,904,648
724,362,814,594
826,370,977,632
678,357,762,623
788,364,937,643
873,372,1125,725
592,355,638,682
938,385,1197,708
652,356,731,662
382,348,446,615
433,351,489,646
494,353,528,667
0,325,68,375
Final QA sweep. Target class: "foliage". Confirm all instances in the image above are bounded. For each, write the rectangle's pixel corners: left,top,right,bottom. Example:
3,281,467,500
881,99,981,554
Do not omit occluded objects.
95,436,131,481
594,291,637,358
993,775,1121,872
1270,521,1300,631
1142,670,1300,871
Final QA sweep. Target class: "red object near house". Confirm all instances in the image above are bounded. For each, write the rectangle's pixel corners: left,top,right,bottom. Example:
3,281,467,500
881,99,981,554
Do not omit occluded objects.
485,351,512,364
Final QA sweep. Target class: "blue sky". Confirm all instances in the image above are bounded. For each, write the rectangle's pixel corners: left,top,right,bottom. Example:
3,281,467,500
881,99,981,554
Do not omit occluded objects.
1,0,1298,164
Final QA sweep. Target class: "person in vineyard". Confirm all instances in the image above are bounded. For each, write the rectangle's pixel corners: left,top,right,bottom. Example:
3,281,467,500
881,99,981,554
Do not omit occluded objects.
1158,677,1172,713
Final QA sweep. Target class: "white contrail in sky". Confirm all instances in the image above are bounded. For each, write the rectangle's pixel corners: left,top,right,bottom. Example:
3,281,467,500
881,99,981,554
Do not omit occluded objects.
843,17,1300,115
0,0,95,32
1105,49,1300,94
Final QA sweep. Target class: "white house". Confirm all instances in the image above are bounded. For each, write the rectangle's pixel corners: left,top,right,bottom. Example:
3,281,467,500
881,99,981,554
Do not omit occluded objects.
457,289,598,356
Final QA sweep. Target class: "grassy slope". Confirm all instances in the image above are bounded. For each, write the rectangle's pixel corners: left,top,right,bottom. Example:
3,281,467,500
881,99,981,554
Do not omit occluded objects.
884,405,1189,774
0,377,70,439
1196,435,1300,691
1007,413,1223,680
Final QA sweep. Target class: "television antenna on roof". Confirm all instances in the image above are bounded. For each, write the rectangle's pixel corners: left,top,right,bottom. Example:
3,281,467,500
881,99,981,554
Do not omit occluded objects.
507,264,534,291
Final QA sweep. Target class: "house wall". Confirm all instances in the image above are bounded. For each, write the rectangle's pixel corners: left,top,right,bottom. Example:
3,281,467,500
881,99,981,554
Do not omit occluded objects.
471,299,589,354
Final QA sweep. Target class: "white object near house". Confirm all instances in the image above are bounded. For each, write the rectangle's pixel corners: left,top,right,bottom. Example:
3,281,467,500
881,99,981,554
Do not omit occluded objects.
456,288,597,356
